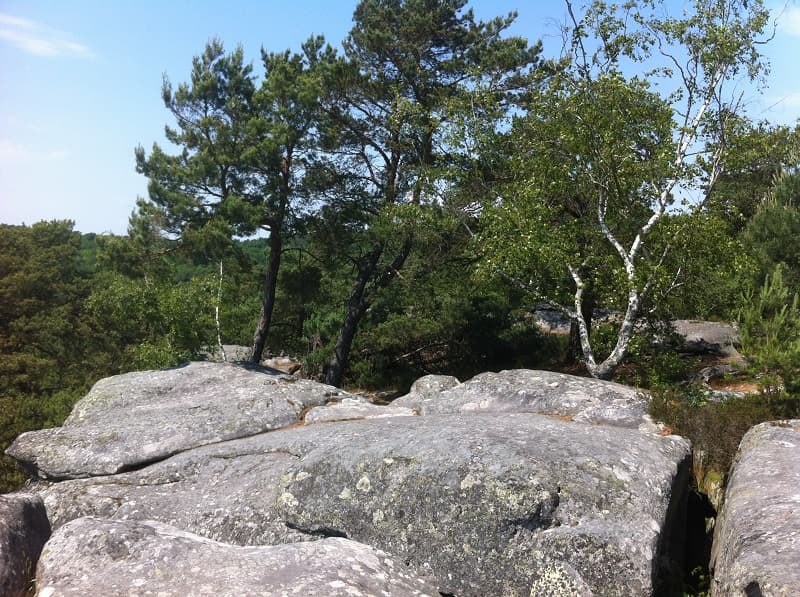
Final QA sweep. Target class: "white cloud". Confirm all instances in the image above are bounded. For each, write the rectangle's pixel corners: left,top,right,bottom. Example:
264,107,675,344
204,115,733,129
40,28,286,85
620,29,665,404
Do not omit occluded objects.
0,139,31,160
777,5,800,37
0,139,67,162
0,12,93,58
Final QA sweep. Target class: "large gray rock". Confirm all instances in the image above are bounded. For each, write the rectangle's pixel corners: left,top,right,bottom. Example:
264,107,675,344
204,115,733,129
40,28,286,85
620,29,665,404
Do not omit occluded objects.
670,320,741,356
34,414,690,596
393,369,655,429
0,493,50,597
390,374,460,412
36,517,438,597
304,397,416,424
6,362,347,480
709,420,800,596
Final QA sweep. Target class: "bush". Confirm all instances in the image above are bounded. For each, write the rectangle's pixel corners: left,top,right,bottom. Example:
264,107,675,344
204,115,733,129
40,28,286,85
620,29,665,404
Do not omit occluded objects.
649,385,800,477
0,387,85,492
738,266,800,393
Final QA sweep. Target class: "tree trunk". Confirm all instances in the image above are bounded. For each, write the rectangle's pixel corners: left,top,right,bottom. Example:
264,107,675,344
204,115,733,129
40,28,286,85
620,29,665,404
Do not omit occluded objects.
566,290,595,365
324,237,413,388
324,247,382,388
250,226,283,364
584,288,641,380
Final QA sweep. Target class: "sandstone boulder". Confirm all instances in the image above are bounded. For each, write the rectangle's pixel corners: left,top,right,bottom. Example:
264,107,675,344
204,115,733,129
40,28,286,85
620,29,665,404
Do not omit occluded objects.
709,420,800,596
393,369,655,429
0,493,50,597
5,362,347,480
34,413,690,596
36,517,438,597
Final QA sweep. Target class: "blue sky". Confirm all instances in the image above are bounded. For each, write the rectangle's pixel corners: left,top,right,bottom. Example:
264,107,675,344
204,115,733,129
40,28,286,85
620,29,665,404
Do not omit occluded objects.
1,0,799,234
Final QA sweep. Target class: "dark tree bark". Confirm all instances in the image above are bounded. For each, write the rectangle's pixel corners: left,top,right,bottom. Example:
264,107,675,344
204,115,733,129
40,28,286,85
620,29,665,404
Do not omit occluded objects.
324,246,382,387
250,225,283,364
324,239,412,388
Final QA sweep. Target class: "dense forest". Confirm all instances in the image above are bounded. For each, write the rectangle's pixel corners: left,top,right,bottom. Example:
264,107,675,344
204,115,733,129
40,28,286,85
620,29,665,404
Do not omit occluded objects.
2,0,800,495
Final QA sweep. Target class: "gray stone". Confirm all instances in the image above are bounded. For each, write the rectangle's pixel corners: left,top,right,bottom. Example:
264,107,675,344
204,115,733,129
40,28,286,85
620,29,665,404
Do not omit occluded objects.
391,374,460,411
5,362,347,480
262,355,303,374
35,414,690,596
202,344,252,362
36,517,438,597
304,397,417,424
35,447,308,546
530,306,622,334
670,320,741,356
394,369,656,430
0,493,50,597
709,420,800,596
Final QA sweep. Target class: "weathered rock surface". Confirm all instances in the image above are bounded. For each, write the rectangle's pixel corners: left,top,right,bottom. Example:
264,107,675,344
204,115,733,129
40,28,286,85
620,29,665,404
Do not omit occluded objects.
388,374,459,412
394,369,655,429
709,420,800,596
36,517,438,597
304,396,416,424
670,320,741,356
203,344,252,362
0,493,50,597
5,362,347,480
33,413,690,596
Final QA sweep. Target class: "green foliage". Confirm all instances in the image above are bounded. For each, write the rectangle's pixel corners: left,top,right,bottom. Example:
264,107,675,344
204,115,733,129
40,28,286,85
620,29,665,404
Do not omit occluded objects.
649,386,800,478
738,266,800,393
306,0,544,386
610,329,699,389
0,222,103,491
650,213,756,320
87,267,223,372
741,173,800,294
705,120,800,229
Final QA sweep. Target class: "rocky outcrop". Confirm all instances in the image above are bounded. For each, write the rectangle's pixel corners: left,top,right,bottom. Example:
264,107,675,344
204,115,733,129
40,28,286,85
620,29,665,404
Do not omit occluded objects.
0,493,50,597
5,365,693,595
6,362,347,480
394,369,655,429
709,420,800,596
32,413,689,595
37,517,438,597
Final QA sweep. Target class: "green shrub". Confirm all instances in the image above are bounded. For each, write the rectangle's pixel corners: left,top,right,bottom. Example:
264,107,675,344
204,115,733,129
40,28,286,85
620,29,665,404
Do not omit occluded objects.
0,387,85,492
738,266,800,393
649,385,800,477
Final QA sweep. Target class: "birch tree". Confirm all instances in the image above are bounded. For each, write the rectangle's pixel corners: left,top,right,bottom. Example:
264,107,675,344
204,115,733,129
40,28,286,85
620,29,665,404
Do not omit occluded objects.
479,0,771,379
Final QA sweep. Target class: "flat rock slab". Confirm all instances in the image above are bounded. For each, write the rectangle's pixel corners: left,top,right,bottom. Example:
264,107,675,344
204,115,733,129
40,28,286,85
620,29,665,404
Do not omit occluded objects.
710,420,800,596
35,414,690,596
36,517,438,597
0,493,51,597
394,369,654,429
6,362,348,480
304,397,417,424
